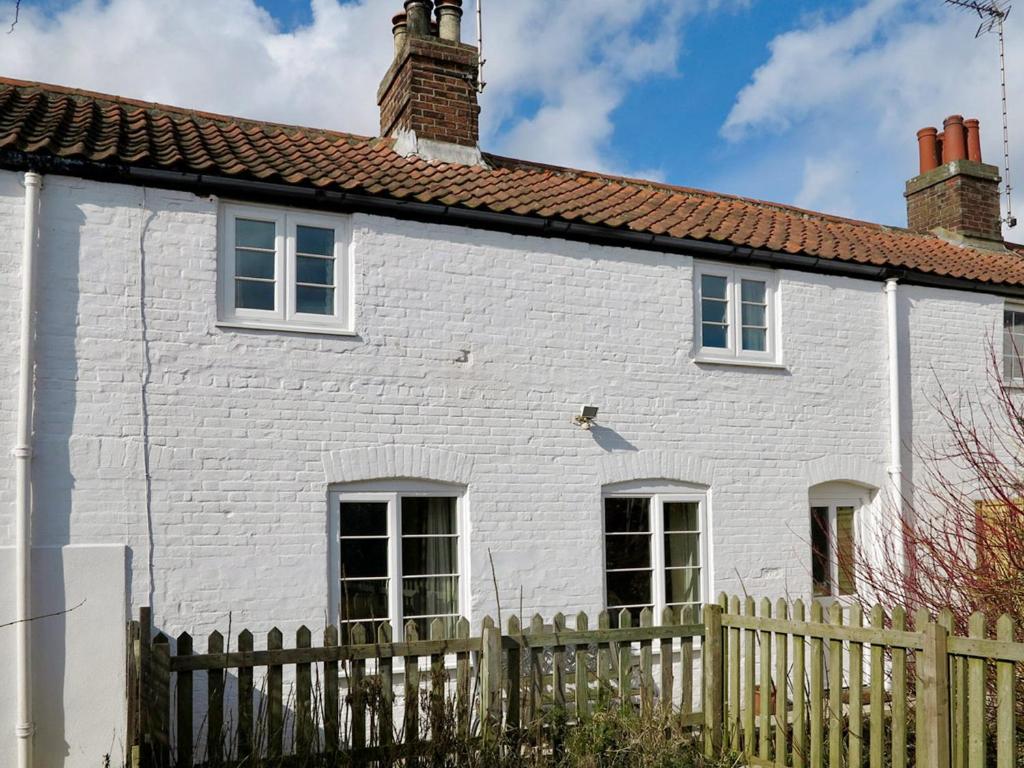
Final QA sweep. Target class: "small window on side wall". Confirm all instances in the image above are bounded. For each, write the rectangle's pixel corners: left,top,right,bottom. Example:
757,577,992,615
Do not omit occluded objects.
810,502,858,598
695,263,779,365
1003,304,1024,383
219,203,353,334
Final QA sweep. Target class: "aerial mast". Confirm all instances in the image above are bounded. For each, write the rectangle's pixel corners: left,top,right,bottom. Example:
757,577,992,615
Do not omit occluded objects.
944,0,1017,227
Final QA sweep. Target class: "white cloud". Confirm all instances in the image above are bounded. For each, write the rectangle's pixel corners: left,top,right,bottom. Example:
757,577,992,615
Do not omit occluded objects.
720,0,1024,228
0,0,720,174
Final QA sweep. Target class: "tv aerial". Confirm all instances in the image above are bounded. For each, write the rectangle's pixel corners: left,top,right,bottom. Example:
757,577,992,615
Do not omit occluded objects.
944,1,1016,227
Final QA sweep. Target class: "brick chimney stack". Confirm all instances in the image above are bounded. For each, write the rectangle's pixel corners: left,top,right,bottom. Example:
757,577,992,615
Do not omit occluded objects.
905,115,1004,243
378,0,484,166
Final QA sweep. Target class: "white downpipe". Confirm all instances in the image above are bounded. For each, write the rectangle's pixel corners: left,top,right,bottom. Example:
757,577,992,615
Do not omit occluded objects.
14,171,42,768
885,279,902,496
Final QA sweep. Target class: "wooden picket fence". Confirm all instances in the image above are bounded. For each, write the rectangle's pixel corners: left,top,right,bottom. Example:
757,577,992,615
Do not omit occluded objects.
126,605,709,767
127,595,1024,767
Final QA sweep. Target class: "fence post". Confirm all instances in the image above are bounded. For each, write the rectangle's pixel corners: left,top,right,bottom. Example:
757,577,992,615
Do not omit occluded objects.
480,624,502,744
703,603,724,758
921,621,952,768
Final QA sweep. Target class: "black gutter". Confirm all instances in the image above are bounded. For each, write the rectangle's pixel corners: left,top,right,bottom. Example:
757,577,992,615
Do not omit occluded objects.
6,149,1024,300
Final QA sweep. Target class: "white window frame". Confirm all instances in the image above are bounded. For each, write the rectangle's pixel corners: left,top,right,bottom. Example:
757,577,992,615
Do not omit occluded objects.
693,262,780,366
1003,302,1024,385
218,202,355,335
602,485,710,624
328,482,469,643
809,493,865,601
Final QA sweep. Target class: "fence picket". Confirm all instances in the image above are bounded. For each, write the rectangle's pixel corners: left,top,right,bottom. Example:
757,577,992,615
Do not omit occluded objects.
827,603,843,768
921,620,951,768
429,619,446,744
481,618,501,744
377,622,394,749
295,626,312,755
759,597,772,763
553,613,567,712
870,605,885,768
351,623,367,753
151,633,171,768
323,626,339,754
206,631,224,765
727,597,740,752
618,610,633,710
792,599,806,768
996,614,1015,768
849,604,863,768
774,599,788,767
681,605,695,720
176,633,193,768
659,610,675,720
940,608,966,768
967,612,986,768
639,608,654,714
598,611,612,707
505,616,521,733
914,608,931,765
809,602,824,768
890,607,907,768
267,628,283,759
703,602,724,757
743,597,756,756
577,612,592,721
530,614,545,723
404,621,421,746
458,617,472,738
237,629,254,761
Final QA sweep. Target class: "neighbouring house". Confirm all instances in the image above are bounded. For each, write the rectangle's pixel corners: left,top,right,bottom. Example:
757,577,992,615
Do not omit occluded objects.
1,2,1022,765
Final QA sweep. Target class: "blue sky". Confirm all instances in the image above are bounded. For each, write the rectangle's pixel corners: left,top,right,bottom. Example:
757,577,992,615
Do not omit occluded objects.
1,0,1019,231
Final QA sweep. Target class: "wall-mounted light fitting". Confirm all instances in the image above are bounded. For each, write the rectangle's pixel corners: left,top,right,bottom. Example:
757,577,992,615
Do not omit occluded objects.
573,405,599,430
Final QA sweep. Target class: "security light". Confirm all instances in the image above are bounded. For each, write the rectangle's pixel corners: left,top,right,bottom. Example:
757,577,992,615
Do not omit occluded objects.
574,405,599,429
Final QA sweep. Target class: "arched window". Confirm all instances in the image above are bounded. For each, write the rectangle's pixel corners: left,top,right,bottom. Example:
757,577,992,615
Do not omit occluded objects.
809,481,873,599
329,479,467,642
602,479,709,627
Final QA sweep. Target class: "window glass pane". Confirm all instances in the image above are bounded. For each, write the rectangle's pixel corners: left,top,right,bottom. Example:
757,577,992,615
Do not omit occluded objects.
741,328,767,352
340,502,388,537
297,255,334,286
604,498,650,533
403,576,459,617
701,274,728,300
665,533,700,567
235,218,275,249
701,299,727,324
605,533,652,570
741,279,766,303
606,570,652,607
741,303,766,327
402,498,457,535
664,502,699,532
296,285,334,315
340,538,389,579
297,225,335,256
338,579,388,622
408,616,459,640
665,568,700,604
702,324,728,349
837,506,857,595
402,536,458,576
236,249,275,279
235,279,275,310
811,506,831,597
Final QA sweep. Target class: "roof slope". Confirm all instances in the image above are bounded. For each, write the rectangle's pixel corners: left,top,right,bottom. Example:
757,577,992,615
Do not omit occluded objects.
2,76,1024,286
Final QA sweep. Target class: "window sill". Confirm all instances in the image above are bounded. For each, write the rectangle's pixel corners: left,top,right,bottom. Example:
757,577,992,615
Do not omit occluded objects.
216,320,358,338
692,354,787,370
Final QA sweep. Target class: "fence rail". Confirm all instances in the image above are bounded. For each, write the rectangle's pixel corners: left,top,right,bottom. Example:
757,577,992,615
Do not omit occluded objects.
127,596,1024,767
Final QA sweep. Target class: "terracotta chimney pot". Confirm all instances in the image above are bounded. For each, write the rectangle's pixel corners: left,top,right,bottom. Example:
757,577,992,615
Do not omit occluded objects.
965,118,983,162
942,115,967,163
391,12,409,55
917,127,939,173
404,0,432,36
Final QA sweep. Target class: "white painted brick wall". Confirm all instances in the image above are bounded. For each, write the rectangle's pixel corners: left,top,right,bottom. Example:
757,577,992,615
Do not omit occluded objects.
0,170,1003,646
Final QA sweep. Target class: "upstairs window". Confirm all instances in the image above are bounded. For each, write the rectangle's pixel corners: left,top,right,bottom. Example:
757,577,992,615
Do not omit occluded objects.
695,264,778,364
1003,304,1024,382
219,203,352,333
